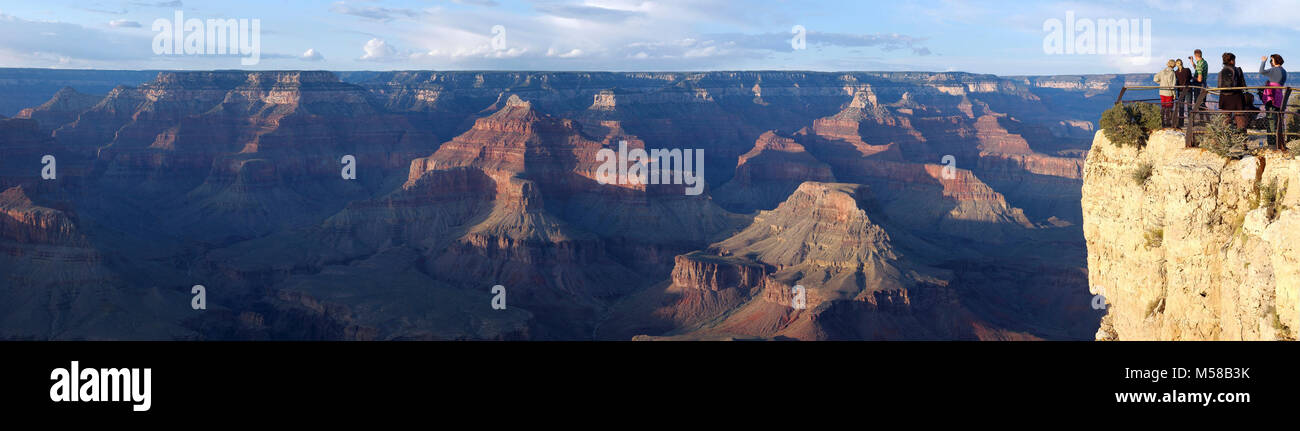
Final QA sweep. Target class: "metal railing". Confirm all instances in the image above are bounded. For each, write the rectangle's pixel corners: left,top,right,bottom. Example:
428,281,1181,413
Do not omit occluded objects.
1114,85,1299,149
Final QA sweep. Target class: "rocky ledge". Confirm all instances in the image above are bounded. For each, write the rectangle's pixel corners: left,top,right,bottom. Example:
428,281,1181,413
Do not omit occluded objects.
1083,129,1300,340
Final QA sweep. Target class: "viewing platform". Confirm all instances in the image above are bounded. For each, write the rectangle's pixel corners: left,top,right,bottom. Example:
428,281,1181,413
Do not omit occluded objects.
1115,85,1300,149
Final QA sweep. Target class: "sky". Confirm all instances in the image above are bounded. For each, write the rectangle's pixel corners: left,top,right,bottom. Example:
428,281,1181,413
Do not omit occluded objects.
1,0,1299,75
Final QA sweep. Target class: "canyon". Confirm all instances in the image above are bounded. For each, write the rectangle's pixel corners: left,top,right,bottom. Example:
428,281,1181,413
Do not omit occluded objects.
0,69,1121,340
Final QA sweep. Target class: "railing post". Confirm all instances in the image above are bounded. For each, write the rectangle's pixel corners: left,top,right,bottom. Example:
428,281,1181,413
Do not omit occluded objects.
1191,85,1210,148
1283,88,1294,150
1185,86,1194,148
1277,105,1285,150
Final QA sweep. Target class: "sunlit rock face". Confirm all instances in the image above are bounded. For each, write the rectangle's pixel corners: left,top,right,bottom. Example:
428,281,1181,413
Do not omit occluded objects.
1083,130,1299,340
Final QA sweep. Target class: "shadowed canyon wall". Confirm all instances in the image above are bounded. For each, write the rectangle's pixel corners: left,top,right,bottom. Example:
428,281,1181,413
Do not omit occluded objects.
0,69,1107,339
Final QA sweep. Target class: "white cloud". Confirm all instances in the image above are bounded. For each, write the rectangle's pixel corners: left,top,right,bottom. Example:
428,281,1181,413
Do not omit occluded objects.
380,0,938,70
547,48,584,58
301,48,324,61
108,19,141,28
360,38,398,61
683,45,721,58
486,47,528,58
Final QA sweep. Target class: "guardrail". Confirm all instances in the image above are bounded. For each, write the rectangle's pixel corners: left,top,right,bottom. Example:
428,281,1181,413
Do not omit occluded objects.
1114,85,1299,149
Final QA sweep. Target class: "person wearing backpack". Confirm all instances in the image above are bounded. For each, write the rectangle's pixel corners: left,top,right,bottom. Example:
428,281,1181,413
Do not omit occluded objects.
1155,59,1178,127
1218,52,1250,130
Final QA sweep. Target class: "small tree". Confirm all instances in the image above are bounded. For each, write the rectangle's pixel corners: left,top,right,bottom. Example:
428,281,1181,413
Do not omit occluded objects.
1100,103,1162,147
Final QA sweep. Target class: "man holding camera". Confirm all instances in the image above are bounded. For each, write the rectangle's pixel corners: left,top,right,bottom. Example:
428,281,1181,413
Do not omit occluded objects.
1189,49,1209,110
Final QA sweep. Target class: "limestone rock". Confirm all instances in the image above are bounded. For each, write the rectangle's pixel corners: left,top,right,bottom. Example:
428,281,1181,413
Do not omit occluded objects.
1082,129,1299,340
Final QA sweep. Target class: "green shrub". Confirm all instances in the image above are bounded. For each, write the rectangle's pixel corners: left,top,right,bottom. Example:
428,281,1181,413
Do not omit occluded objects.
1203,114,1250,158
1131,102,1162,132
1143,227,1164,248
1259,178,1285,220
1131,162,1154,186
1230,210,1249,244
1110,123,1147,148
1100,104,1128,133
1100,103,1162,147
1272,309,1295,340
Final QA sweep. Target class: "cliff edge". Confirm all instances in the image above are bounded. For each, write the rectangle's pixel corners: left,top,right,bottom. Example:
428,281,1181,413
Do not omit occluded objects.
1083,129,1299,340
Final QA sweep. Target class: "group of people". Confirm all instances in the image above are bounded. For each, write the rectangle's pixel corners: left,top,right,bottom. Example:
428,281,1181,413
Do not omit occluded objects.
1154,49,1288,130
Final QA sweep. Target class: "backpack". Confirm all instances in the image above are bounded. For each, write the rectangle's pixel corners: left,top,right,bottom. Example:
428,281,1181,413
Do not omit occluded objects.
1237,67,1258,109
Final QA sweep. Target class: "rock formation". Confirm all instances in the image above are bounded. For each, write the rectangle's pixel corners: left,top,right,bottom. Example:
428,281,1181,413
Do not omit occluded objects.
714,130,836,212
605,182,1042,340
14,87,101,133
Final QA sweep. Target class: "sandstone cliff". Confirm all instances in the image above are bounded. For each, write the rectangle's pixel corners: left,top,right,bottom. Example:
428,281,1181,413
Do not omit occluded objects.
1083,130,1300,340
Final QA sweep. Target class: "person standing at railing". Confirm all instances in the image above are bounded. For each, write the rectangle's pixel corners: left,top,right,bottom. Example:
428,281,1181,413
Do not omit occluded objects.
1175,59,1192,128
1258,54,1287,110
1218,53,1249,130
1257,54,1287,146
1155,60,1177,127
1190,49,1209,109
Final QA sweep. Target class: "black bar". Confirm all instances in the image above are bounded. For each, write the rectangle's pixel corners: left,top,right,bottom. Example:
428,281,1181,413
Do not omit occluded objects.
3,341,1296,418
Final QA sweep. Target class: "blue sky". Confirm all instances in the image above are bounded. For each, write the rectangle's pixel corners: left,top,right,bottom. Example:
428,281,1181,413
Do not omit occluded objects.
1,0,1298,75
